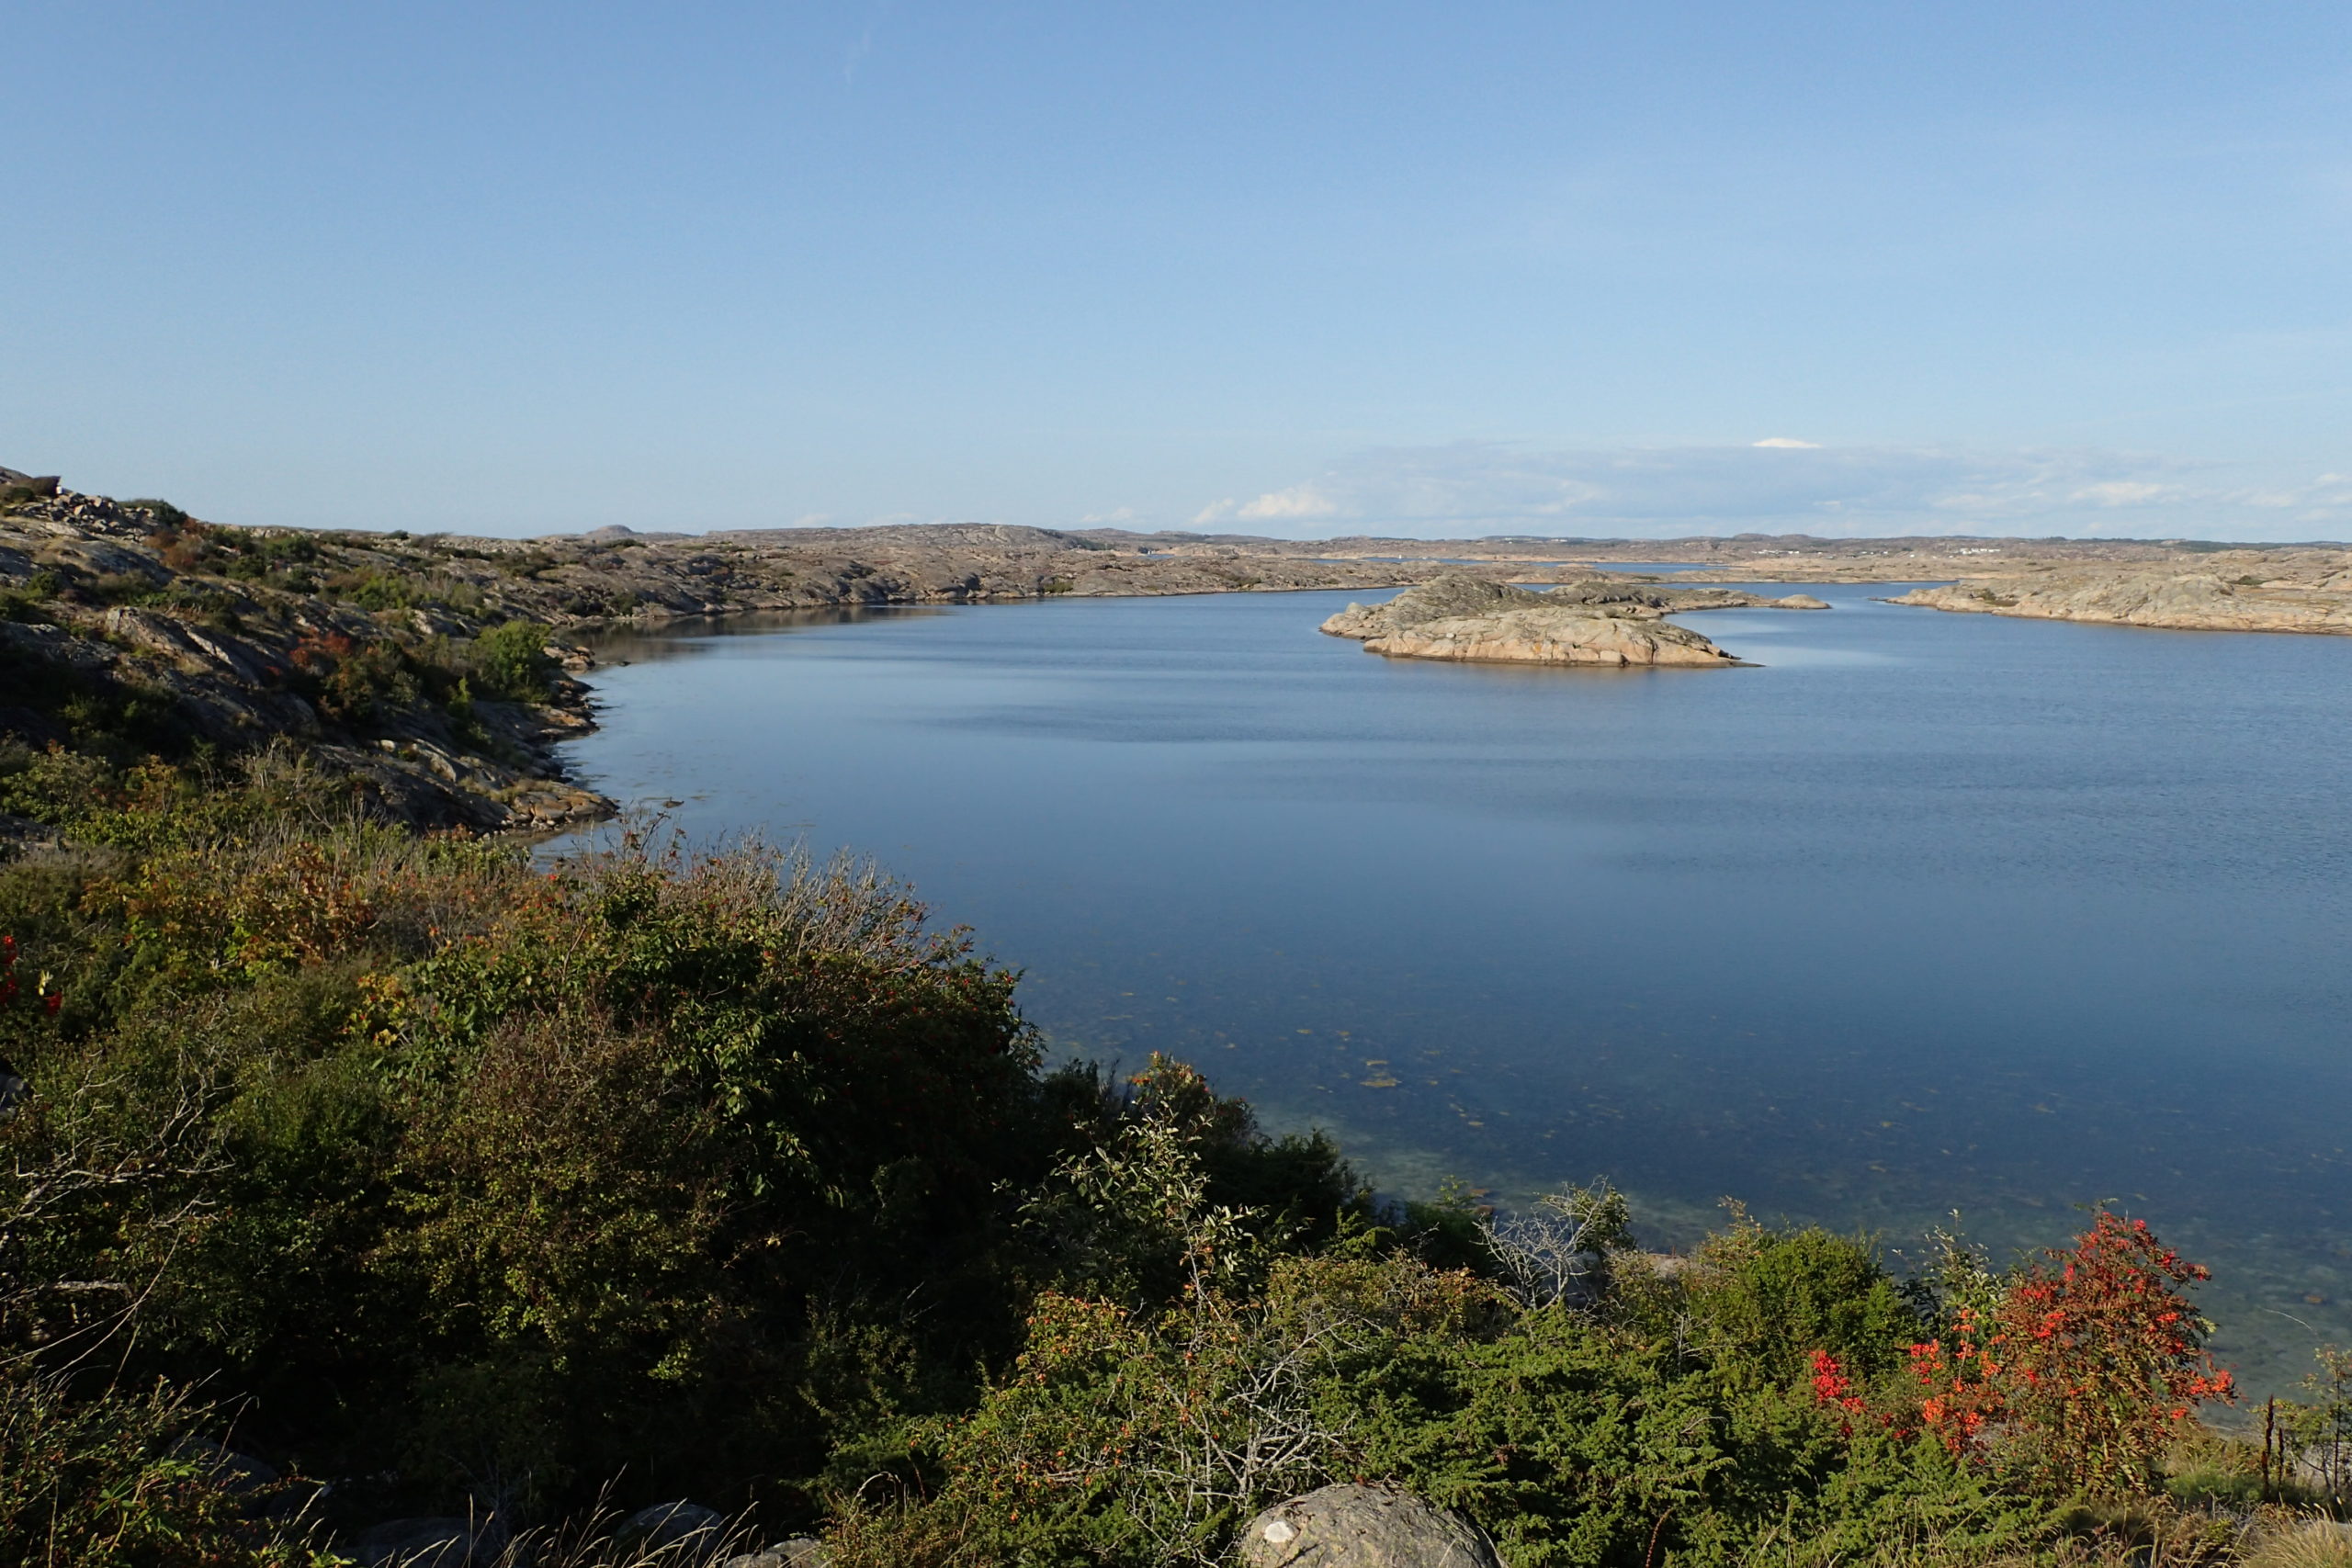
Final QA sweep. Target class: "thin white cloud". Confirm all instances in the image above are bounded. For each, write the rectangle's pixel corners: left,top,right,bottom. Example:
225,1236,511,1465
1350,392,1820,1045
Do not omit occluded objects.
2070,480,2175,506
1195,486,1345,525
842,0,890,83
2234,473,2352,523
1237,484,1342,522
1186,442,2352,540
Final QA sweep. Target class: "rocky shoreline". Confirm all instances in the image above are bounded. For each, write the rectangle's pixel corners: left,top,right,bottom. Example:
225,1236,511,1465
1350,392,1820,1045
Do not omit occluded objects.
2,477,609,834
14,461,2352,836
1885,558,2352,636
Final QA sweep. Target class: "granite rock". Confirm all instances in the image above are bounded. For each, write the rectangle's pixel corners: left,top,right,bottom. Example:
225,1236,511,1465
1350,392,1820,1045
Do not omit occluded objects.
1889,559,2352,636
1238,1484,1502,1568
1323,576,1743,666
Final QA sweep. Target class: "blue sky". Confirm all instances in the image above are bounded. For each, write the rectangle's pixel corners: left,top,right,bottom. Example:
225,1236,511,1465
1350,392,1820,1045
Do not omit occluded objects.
6,2,2349,539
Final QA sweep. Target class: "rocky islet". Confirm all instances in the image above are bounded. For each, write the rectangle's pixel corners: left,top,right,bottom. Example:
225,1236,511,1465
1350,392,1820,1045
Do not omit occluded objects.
1318,571,1828,668
1886,558,2352,635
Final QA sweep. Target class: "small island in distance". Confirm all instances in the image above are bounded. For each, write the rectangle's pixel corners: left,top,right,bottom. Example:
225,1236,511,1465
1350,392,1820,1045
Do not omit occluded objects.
14,462,2352,638
11,462,2352,837
1318,572,1829,668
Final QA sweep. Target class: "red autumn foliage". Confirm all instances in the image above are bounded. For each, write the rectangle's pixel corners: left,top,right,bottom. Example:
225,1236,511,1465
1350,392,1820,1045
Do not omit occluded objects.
288,631,355,671
1807,1348,1873,1438
1907,1303,2007,1457
1808,1348,1868,1416
1810,1210,2233,1495
1995,1209,2233,1492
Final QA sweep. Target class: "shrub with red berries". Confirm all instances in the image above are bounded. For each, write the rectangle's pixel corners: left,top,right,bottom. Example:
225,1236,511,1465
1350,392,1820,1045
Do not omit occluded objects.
1806,1209,2233,1496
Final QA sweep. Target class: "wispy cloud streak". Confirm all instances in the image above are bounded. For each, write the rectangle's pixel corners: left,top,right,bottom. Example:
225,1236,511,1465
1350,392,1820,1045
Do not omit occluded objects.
1192,443,2352,539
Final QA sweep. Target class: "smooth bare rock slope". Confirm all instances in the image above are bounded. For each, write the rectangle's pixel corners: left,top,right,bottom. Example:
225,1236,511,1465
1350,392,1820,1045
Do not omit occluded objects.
1,481,608,831
1889,557,2352,635
1320,571,1824,667
1363,609,1739,668
0,469,1531,833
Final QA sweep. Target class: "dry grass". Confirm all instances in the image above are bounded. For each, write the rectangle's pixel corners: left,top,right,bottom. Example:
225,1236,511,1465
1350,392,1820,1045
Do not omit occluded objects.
356,1495,792,1568
2244,1521,2352,1568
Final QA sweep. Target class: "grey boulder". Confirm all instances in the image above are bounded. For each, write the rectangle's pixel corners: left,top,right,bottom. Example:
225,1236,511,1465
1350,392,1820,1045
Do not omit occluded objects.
618,1500,726,1557
721,1540,828,1568
1238,1484,1501,1568
350,1517,487,1568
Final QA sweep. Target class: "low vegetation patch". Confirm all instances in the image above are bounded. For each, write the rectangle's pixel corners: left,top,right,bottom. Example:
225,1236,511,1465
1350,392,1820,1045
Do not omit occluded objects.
0,767,2344,1565
1,484,2346,1564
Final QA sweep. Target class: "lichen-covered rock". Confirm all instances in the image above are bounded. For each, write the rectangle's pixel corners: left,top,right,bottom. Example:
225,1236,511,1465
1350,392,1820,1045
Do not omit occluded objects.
1238,1484,1501,1568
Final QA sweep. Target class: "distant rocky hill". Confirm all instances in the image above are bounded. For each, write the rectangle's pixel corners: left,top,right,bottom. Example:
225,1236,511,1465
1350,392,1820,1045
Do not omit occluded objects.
1068,525,2339,578
0,473,1458,834
14,465,2350,838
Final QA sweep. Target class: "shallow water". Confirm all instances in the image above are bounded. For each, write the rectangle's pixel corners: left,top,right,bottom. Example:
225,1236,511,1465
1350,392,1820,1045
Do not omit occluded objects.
560,583,2352,1393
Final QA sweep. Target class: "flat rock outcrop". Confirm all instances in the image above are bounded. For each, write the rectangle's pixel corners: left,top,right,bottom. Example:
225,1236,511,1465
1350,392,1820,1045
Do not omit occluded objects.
1889,560,2352,635
1364,609,1741,667
1321,572,1749,667
1319,574,1563,639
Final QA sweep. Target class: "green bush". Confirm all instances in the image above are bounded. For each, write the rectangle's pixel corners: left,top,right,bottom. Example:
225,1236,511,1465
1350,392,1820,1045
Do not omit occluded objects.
218,533,320,582
1680,1209,1920,1390
122,499,191,531
0,773,2266,1556
2281,1347,2352,1507
0,1369,328,1568
316,638,420,722
0,638,196,763
2,818,1080,1521
836,1206,2042,1568
1,570,62,624
469,619,557,699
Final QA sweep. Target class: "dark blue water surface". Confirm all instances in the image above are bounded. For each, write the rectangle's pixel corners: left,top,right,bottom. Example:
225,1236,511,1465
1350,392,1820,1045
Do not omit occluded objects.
561,583,2352,1392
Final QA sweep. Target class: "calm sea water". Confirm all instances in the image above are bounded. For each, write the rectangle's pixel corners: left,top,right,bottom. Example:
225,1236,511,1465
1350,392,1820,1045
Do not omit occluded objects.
560,584,2352,1393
